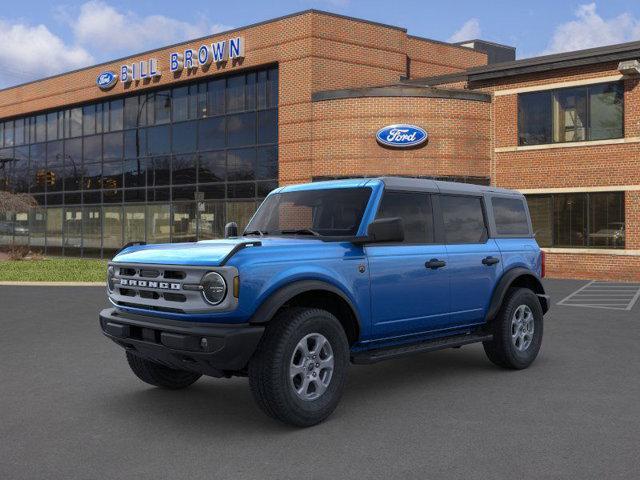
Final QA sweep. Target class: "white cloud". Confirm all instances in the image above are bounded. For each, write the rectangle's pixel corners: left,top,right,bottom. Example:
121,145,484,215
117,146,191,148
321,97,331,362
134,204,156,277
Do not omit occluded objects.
542,3,640,54
0,20,93,88
71,1,232,55
448,18,481,43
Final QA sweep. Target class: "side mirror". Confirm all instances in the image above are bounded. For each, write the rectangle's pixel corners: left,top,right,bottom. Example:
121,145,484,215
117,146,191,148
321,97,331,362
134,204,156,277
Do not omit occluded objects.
354,217,404,244
224,222,238,238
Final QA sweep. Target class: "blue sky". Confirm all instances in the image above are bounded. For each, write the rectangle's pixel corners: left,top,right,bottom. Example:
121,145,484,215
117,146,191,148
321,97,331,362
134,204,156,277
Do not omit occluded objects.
1,0,640,88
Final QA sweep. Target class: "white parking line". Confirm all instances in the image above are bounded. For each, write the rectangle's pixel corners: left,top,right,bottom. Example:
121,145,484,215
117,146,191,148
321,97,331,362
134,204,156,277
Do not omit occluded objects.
557,280,640,311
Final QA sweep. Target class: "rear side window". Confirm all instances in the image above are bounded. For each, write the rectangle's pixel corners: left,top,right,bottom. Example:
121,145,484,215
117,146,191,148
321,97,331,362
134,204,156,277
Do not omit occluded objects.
376,191,434,243
492,197,530,235
441,195,487,244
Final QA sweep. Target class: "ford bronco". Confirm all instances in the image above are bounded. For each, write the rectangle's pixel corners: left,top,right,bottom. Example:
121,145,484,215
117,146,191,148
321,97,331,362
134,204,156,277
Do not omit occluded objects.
100,177,549,427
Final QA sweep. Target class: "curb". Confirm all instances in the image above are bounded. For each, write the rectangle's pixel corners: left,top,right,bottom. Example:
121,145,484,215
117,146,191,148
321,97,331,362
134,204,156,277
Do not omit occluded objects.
0,281,104,286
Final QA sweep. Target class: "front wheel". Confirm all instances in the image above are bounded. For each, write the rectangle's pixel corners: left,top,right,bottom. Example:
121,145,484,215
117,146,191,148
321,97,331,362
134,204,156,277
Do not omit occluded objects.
248,307,349,427
483,288,544,369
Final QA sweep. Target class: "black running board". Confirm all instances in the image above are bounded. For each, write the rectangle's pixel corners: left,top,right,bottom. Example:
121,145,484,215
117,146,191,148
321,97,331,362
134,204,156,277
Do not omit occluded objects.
351,333,493,365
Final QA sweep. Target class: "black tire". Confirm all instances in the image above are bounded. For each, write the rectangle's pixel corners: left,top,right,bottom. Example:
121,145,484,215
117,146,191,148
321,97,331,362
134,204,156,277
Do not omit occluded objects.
248,307,350,427
126,351,202,389
483,287,543,369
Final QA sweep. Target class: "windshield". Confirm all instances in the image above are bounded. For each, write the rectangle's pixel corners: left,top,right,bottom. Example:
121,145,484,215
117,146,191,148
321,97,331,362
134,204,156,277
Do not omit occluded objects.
244,187,372,237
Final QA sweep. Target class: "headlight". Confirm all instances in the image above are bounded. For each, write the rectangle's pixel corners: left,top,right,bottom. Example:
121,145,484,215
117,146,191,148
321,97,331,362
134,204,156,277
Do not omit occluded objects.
107,266,115,293
201,272,227,305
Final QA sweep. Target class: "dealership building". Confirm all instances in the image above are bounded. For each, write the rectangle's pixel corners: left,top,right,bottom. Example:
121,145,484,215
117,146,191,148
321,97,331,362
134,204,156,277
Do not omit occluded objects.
0,10,639,280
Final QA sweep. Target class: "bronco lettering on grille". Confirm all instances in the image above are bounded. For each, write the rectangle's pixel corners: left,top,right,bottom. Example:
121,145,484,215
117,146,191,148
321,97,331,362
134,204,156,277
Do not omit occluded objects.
120,279,181,290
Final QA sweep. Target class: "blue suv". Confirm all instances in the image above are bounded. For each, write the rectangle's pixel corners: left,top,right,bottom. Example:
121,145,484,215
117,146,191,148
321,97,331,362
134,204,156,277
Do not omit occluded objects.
100,177,549,426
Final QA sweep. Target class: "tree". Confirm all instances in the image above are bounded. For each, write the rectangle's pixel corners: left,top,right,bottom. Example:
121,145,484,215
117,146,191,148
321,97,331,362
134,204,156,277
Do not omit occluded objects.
0,191,37,214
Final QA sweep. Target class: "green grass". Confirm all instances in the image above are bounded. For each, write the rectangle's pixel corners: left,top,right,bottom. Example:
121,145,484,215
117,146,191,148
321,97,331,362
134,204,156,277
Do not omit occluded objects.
0,258,108,282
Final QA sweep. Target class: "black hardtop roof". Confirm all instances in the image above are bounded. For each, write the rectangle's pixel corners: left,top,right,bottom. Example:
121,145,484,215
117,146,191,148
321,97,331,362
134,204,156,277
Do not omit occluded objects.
378,177,522,196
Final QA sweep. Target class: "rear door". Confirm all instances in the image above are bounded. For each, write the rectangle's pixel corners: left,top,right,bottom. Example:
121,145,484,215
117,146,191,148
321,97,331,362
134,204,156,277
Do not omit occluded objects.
440,194,503,326
366,190,450,339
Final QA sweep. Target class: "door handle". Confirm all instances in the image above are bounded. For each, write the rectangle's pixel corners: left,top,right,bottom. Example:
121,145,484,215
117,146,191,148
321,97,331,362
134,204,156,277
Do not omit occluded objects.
425,259,446,269
482,256,500,266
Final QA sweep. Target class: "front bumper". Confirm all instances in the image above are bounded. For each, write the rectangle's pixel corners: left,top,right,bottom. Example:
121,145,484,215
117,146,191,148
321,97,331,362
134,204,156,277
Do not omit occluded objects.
99,308,264,377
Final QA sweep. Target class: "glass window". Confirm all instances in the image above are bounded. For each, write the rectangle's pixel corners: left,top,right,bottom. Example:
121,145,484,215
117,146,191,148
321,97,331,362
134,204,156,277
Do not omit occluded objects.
96,103,105,133
124,128,146,158
207,79,225,116
172,86,189,122
151,156,171,186
199,183,225,199
4,121,14,147
519,82,624,145
29,143,47,193
375,191,434,243
82,206,102,255
64,207,83,253
123,96,139,129
29,208,46,249
154,91,171,124
245,188,372,237
46,207,63,254
554,193,586,247
83,135,102,163
83,105,96,135
69,108,82,138
198,151,226,183
268,68,278,108
124,188,146,203
172,154,197,185
109,99,123,131
226,75,245,113
35,115,47,143
172,120,197,153
227,182,255,199
198,201,224,240
588,192,625,248
172,202,197,242
124,205,146,244
227,201,256,232
83,161,102,191
198,116,225,150
147,125,171,155
492,197,530,235
553,87,588,143
13,146,29,193
246,72,256,110
258,109,277,144
228,148,256,181
102,160,122,190
441,195,487,244
527,195,553,247
197,83,207,119
45,142,63,193
227,112,256,147
257,146,278,180
103,132,123,160
103,206,123,252
123,158,148,188
64,138,82,192
47,113,58,141
14,118,25,145
0,122,4,147
590,83,623,141
146,204,170,243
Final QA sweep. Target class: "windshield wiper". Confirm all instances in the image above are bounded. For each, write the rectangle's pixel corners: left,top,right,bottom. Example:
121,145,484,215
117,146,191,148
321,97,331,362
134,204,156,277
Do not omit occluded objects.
243,230,267,237
279,228,321,237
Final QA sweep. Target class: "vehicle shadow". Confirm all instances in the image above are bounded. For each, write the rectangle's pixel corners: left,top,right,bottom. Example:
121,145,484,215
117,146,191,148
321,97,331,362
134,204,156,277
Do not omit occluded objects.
100,345,501,433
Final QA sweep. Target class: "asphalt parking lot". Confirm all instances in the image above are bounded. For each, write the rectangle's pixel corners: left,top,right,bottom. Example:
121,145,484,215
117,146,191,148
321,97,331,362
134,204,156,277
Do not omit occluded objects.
1,279,639,480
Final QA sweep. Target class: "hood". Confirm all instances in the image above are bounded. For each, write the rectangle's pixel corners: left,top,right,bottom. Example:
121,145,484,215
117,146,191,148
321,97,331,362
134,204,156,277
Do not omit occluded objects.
111,236,329,266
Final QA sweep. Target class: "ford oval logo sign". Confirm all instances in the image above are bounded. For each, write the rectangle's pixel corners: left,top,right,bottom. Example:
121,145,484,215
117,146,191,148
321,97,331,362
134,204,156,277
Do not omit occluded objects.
376,124,428,148
96,71,118,90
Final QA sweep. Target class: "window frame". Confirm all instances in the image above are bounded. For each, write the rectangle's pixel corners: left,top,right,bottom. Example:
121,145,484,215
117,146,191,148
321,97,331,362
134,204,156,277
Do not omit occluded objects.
372,189,438,245
517,81,624,146
439,194,490,245
488,195,534,239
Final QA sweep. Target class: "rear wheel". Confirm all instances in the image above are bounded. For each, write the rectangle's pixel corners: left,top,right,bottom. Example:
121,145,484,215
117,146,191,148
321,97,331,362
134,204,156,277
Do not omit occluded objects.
483,288,543,369
248,307,349,427
126,351,202,389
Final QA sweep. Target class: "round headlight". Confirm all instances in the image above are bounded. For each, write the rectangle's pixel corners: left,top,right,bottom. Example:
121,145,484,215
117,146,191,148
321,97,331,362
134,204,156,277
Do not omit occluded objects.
107,266,115,293
202,272,227,305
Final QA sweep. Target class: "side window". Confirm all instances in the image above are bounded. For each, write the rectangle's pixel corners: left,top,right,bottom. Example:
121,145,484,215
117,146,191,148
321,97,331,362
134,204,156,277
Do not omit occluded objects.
441,195,487,244
375,191,434,243
492,197,530,235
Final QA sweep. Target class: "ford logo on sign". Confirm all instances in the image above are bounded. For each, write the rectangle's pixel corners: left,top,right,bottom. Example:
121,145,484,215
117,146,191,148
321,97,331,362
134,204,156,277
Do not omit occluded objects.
96,71,118,90
376,124,428,148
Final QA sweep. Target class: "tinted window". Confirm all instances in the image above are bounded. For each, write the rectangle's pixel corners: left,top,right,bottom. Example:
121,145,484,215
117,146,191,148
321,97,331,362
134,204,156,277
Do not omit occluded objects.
492,197,530,235
375,191,434,243
441,195,487,244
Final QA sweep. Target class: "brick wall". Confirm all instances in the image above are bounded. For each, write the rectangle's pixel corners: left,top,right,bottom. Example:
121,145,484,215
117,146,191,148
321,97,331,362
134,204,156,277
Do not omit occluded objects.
406,37,487,79
544,252,640,281
308,95,491,181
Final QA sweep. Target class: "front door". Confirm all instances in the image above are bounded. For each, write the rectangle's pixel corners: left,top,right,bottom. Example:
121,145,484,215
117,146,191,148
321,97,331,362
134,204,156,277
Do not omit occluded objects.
366,191,450,339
